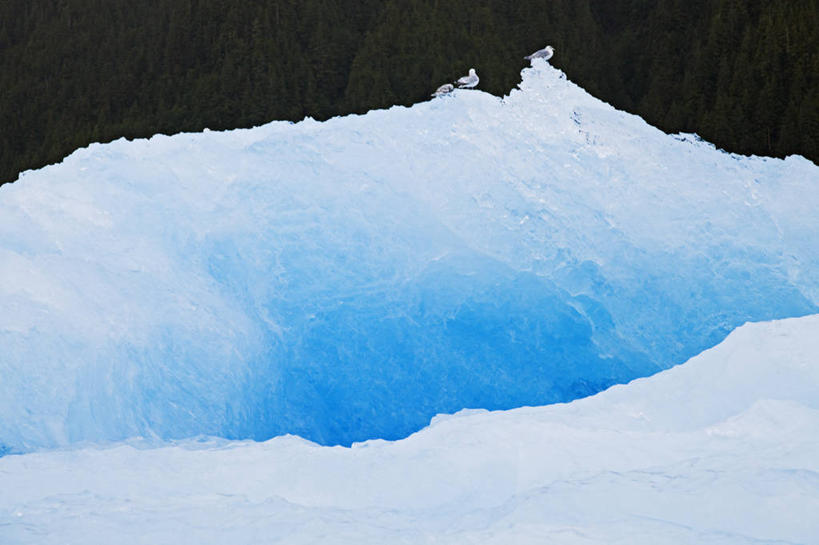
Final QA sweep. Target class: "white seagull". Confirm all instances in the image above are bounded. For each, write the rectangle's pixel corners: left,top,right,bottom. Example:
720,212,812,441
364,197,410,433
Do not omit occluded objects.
432,83,454,97
525,45,554,63
456,68,479,89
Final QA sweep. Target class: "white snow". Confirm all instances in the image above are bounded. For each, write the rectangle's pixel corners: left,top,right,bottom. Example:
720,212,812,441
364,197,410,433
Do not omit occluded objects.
1,314,817,544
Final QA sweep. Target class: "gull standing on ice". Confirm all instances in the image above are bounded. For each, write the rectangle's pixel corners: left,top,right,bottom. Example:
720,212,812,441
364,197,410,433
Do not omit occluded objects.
456,68,479,89
432,83,454,97
525,45,554,63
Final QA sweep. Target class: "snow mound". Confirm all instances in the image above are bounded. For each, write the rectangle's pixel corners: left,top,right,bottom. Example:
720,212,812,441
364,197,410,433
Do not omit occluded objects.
1,62,818,452
1,315,817,544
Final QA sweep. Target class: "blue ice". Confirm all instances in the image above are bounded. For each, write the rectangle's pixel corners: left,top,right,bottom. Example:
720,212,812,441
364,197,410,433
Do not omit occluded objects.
0,63,817,453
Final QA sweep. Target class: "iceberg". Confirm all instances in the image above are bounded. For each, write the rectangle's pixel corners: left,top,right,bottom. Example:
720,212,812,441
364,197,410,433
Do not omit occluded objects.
1,62,817,453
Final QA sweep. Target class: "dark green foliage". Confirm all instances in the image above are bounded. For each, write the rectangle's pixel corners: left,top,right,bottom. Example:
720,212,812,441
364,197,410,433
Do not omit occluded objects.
1,0,817,185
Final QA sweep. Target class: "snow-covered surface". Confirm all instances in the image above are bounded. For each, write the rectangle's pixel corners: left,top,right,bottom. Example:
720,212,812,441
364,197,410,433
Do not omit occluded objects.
2,315,818,544
1,61,818,453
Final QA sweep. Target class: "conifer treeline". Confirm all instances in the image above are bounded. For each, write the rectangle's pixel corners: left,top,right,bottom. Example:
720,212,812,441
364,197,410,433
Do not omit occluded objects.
1,0,817,184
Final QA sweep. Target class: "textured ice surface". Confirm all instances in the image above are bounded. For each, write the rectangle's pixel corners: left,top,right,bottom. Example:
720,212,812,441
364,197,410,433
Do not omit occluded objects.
1,315,818,544
1,62,818,452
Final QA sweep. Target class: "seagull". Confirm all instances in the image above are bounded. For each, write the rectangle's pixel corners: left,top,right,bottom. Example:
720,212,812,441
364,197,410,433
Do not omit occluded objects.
525,45,554,63
456,68,479,89
432,83,454,97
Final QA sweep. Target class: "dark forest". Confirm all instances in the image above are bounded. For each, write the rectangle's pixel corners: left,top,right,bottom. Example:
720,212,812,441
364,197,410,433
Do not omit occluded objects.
1,0,817,185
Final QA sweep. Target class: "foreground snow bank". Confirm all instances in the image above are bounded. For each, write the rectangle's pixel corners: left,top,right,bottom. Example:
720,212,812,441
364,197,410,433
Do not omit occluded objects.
2,315,818,544
1,62,818,452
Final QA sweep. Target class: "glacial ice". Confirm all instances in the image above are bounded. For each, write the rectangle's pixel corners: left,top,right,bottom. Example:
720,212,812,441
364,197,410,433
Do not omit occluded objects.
0,62,817,453
2,315,818,543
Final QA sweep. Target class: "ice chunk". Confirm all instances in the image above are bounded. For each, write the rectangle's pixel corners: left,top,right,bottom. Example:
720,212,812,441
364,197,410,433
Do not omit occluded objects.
0,65,817,453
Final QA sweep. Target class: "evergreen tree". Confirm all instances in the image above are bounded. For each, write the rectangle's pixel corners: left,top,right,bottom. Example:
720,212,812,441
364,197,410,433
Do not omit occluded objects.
1,0,816,185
